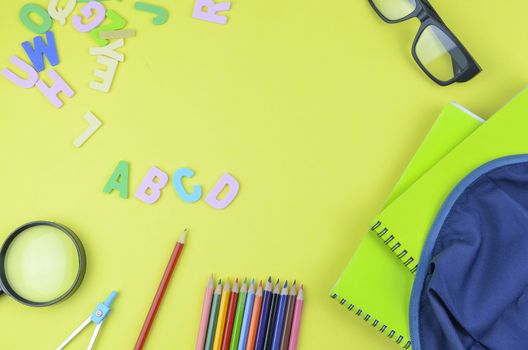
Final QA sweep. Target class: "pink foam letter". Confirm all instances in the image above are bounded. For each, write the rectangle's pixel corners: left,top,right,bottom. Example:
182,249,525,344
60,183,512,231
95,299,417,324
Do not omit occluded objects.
72,1,106,33
135,166,169,204
192,0,231,25
1,56,38,88
205,173,239,209
35,69,75,108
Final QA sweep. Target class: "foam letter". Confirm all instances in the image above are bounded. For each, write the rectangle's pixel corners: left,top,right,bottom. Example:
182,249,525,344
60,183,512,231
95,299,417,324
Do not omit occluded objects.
205,173,239,209
90,10,127,46
35,69,75,108
74,111,102,147
1,56,38,88
89,56,118,93
134,2,169,25
172,168,203,203
103,160,129,198
135,167,169,204
48,0,76,25
20,4,53,34
89,39,124,62
100,29,136,40
192,0,231,25
22,31,59,72
72,1,106,33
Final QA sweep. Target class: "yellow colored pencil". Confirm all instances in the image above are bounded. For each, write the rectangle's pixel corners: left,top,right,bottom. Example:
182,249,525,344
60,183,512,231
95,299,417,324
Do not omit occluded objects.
212,280,231,350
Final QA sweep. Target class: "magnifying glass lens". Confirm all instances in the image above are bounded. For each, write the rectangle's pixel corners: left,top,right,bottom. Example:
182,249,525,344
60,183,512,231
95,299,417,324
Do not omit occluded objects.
4,225,80,303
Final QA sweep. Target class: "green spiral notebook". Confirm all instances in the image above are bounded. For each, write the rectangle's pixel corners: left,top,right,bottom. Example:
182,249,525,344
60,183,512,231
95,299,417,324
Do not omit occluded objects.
370,87,528,276
331,103,484,348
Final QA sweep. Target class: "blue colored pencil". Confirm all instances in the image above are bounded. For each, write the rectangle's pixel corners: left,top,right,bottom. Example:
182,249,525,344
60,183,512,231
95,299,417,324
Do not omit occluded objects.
255,277,273,350
271,281,289,350
237,279,255,350
263,280,280,350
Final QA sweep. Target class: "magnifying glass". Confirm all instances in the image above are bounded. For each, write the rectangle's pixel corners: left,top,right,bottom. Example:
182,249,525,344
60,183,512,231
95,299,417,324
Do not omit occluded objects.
0,221,86,306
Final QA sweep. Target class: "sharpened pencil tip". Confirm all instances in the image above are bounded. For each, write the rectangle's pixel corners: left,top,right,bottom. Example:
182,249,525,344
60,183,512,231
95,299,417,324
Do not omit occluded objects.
178,229,188,243
283,281,288,288
290,282,297,295
264,278,272,291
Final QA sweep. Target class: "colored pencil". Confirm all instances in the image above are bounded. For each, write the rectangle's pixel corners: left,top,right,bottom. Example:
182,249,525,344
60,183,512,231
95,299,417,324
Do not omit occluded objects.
271,281,289,350
212,281,231,350
279,282,297,350
246,281,263,350
254,278,273,350
287,286,304,350
263,280,281,350
197,275,215,350
134,229,187,350
221,279,240,350
230,279,248,350
205,280,223,350
238,279,255,350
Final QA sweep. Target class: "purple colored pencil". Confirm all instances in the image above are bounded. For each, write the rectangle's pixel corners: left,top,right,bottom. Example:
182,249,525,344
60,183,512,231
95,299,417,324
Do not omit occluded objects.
254,277,273,350
271,281,289,350
263,280,281,350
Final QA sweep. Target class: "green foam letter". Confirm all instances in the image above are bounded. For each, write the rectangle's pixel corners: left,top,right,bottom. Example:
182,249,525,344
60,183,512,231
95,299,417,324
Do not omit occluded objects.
20,3,53,34
103,160,129,198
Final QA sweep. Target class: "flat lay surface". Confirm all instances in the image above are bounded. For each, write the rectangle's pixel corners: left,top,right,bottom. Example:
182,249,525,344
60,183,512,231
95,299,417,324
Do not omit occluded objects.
1,0,527,349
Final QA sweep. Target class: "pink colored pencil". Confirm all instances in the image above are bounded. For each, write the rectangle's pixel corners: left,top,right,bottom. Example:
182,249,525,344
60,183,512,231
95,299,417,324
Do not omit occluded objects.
287,285,304,350
196,275,215,350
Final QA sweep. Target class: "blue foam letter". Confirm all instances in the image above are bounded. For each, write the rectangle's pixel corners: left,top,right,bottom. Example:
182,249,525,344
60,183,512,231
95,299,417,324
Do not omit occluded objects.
22,31,59,72
172,168,203,203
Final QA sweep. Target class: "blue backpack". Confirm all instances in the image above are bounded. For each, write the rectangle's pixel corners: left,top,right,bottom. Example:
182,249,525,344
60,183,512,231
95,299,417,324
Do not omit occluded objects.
410,155,528,350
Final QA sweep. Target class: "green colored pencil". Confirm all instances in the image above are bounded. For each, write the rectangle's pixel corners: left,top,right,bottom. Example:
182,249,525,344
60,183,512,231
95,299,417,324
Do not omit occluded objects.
204,280,223,350
229,278,248,350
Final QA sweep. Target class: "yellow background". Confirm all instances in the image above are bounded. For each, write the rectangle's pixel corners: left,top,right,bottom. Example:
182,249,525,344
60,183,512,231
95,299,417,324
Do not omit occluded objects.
0,0,526,349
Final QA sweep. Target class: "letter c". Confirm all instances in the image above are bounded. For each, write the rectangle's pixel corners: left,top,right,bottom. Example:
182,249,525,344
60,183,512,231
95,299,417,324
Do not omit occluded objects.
172,168,202,203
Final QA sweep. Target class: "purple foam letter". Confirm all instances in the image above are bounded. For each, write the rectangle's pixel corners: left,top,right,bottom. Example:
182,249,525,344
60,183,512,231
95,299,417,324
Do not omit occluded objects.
192,0,231,25
1,56,38,88
35,69,75,108
72,1,106,32
205,173,240,209
134,166,169,204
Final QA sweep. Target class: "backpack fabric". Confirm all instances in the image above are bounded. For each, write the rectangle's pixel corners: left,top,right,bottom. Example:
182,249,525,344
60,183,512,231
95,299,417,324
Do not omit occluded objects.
410,155,528,350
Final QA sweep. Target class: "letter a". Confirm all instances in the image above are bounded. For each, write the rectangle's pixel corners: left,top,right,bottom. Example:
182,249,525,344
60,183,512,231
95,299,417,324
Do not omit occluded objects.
103,160,129,198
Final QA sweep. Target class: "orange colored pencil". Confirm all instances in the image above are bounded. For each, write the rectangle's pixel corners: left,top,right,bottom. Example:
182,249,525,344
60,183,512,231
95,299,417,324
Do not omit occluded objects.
245,281,263,350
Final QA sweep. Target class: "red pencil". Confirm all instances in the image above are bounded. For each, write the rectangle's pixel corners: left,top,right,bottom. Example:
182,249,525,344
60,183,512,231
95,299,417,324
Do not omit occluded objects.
134,229,187,350
221,279,239,350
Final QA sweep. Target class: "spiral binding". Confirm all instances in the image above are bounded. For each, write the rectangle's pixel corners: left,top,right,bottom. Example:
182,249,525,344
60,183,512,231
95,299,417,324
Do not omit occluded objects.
370,221,418,274
330,293,412,349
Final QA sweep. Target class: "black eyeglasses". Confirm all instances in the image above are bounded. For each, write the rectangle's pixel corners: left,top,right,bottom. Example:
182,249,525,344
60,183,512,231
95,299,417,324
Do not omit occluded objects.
368,0,481,86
